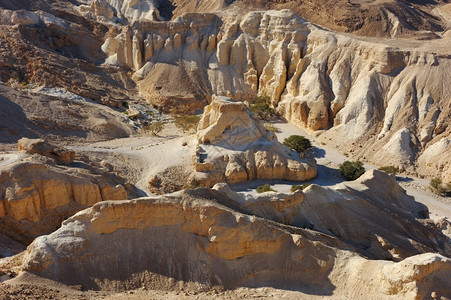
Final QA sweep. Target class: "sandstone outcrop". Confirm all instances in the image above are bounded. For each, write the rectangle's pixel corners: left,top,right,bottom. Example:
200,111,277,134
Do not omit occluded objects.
193,95,317,186
214,170,451,261
0,154,129,243
79,0,163,23
99,8,450,180
17,138,75,164
20,186,451,298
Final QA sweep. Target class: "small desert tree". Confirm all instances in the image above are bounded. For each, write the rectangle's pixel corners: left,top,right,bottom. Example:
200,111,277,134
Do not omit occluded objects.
250,95,275,121
430,177,451,197
339,160,365,181
378,165,399,175
283,135,312,153
144,121,165,136
264,123,279,133
175,115,201,133
256,184,276,193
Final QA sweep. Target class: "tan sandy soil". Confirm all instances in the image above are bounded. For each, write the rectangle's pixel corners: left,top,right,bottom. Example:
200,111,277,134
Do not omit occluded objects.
61,118,451,220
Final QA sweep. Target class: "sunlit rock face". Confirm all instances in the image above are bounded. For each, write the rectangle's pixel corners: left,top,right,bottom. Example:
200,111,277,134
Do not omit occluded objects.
101,9,450,181
22,182,451,298
193,95,317,186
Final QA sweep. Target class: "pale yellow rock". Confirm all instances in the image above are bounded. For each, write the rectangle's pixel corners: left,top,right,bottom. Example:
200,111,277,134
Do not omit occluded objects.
91,0,115,20
100,184,127,201
100,9,450,178
173,33,182,48
18,138,75,164
20,188,451,297
0,159,128,241
132,34,143,71
194,95,316,186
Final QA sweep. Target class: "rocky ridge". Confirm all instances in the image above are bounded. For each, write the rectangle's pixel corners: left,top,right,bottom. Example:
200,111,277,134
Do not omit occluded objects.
20,171,451,298
0,141,130,243
214,170,451,261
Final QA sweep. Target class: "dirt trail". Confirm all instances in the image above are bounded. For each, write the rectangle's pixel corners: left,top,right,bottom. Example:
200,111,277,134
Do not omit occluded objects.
0,153,22,168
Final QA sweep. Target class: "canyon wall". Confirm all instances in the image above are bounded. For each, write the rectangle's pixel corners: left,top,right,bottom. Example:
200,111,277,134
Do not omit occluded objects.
101,9,450,180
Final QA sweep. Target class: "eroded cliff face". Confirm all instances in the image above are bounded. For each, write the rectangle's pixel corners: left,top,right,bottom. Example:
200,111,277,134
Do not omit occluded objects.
193,95,317,187
21,177,451,298
101,9,450,180
0,153,129,243
214,170,451,261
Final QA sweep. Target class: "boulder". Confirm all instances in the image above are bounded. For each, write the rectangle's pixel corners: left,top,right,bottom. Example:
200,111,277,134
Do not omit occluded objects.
17,138,75,164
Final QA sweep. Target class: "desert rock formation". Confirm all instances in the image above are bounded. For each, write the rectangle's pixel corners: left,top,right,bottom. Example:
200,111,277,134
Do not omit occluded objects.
0,0,449,180
21,174,451,298
0,84,136,151
193,95,317,186
99,8,450,180
17,138,75,164
0,147,129,243
214,170,451,260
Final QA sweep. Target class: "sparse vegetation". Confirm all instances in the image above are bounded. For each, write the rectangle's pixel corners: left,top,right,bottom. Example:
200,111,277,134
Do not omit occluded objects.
378,165,399,175
175,115,201,132
283,135,312,153
250,95,275,121
143,121,165,136
291,183,311,192
264,123,279,133
339,160,365,181
256,184,276,193
430,177,451,197
183,181,202,189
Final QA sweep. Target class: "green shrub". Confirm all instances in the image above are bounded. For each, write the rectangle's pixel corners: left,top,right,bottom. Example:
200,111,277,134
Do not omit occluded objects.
175,115,201,133
430,177,451,197
339,160,365,181
291,183,311,192
250,96,275,121
283,135,312,153
430,177,442,190
264,123,279,133
256,184,276,193
143,121,165,136
378,165,399,175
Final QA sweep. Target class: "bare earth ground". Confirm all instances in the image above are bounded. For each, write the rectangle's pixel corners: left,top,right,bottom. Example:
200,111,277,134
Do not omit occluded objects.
1,116,449,298
0,271,343,300
10,118,446,220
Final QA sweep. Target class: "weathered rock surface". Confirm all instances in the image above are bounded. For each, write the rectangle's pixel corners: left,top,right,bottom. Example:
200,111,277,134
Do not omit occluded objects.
100,8,450,180
0,154,129,243
20,185,451,298
18,138,75,164
230,0,445,39
193,95,317,186
0,0,449,180
0,84,135,151
79,0,163,23
214,170,451,261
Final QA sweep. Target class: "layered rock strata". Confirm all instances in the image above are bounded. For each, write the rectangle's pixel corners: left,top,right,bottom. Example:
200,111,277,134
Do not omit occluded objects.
101,9,450,181
214,170,451,261
0,154,128,243
21,183,451,298
193,95,317,186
